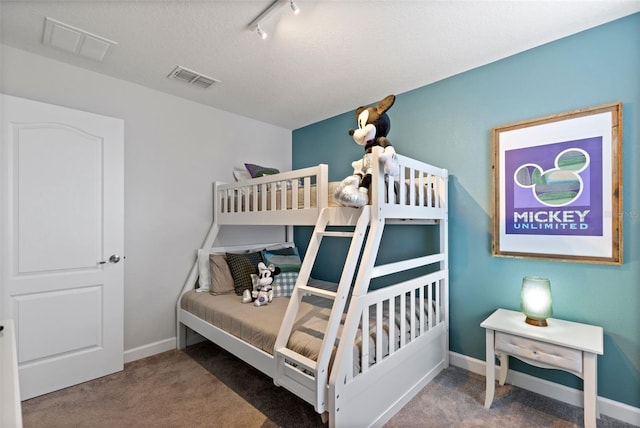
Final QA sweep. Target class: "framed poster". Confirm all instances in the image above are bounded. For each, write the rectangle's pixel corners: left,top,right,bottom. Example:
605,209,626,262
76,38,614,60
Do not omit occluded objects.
492,102,623,264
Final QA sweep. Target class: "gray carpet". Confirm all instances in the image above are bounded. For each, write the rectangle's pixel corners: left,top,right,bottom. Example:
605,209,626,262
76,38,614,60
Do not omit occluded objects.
21,341,634,427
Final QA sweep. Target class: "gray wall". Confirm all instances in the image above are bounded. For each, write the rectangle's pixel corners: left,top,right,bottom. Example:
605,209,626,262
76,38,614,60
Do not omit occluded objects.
1,45,291,356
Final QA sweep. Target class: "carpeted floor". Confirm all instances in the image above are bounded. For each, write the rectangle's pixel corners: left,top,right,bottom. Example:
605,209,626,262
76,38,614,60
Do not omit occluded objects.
21,341,634,428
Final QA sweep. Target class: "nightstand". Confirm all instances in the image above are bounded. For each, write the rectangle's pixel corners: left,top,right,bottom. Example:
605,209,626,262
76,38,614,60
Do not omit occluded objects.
481,309,603,428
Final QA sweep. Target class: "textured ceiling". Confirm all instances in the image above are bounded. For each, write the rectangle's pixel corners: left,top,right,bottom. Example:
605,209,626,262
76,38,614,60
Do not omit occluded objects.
1,1,639,129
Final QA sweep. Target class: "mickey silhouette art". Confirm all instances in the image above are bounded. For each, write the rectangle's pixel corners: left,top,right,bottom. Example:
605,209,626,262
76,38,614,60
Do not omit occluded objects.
514,148,589,207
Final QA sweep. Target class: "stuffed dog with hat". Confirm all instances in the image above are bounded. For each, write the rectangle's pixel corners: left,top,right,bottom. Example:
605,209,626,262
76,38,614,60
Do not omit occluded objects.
334,94,399,207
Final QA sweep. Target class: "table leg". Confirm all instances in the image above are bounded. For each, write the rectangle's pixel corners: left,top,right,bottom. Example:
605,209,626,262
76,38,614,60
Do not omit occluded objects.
583,352,598,428
497,353,509,385
484,329,495,408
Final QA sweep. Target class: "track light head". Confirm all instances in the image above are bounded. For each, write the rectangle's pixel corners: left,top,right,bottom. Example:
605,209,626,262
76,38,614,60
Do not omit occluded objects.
256,25,268,40
290,0,300,15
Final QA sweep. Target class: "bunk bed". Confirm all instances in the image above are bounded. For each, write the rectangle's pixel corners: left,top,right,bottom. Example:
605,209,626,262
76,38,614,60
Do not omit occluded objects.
177,148,449,427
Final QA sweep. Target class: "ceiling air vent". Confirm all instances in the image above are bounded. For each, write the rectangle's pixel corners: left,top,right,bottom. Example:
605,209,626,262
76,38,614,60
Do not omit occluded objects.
168,66,220,89
42,17,117,62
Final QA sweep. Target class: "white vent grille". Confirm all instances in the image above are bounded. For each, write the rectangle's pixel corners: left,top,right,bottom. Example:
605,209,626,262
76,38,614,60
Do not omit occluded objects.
168,66,219,88
42,17,117,62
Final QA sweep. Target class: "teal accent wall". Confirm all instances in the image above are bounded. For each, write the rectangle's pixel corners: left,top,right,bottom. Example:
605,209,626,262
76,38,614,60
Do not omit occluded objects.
292,14,640,409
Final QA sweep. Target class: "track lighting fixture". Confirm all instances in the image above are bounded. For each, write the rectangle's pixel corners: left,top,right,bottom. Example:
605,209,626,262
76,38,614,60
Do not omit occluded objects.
256,25,268,40
248,0,300,40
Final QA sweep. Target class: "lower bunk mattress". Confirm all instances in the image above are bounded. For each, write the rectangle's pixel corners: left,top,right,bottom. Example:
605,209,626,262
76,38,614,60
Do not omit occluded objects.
180,282,432,374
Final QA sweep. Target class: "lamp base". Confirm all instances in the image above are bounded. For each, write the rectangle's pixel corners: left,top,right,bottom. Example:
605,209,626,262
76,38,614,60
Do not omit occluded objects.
525,317,548,327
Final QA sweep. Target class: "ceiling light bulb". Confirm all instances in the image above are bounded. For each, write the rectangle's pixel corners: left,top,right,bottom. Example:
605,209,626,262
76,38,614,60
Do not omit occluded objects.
256,25,268,40
290,0,300,15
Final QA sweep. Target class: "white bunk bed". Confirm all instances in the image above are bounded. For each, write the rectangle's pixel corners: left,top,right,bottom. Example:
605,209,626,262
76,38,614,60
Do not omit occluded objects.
177,148,449,427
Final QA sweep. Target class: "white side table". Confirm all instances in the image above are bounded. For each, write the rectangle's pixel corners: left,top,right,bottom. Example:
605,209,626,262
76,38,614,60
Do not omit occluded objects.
481,309,603,428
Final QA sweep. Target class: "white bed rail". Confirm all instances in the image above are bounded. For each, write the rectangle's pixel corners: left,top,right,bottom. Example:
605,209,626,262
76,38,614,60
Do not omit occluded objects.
213,152,447,225
215,164,328,225
371,148,448,220
334,270,446,383
328,269,448,427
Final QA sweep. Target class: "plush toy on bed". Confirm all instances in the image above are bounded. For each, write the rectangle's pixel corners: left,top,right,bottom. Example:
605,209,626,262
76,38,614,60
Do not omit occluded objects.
242,262,280,306
334,94,400,207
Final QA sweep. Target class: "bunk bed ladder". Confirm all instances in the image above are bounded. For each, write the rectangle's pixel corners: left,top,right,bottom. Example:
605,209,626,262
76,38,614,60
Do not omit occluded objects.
273,206,371,413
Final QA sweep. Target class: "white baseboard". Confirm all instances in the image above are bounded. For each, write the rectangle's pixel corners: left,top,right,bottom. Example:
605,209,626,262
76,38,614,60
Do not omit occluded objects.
123,332,207,364
449,351,640,427
124,338,176,364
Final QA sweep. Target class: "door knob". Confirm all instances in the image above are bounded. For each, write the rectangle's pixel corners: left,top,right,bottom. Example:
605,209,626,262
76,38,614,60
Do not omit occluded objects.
99,254,123,264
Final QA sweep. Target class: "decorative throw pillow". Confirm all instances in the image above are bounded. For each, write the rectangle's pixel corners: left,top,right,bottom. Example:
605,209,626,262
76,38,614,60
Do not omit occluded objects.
209,254,235,295
245,163,280,178
233,167,252,181
251,270,298,298
197,249,215,292
226,251,263,295
265,246,298,256
261,249,301,273
275,272,299,297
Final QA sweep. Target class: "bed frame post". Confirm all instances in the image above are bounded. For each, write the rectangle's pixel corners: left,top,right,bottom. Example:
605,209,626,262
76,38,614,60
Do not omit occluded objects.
440,169,449,367
176,219,220,350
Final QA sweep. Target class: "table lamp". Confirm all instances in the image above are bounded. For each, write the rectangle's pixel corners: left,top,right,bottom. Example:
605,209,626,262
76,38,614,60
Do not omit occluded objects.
520,276,552,327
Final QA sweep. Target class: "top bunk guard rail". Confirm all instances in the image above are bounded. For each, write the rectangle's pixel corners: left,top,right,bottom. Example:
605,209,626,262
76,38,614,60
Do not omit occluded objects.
212,150,447,227
214,164,328,225
372,148,448,222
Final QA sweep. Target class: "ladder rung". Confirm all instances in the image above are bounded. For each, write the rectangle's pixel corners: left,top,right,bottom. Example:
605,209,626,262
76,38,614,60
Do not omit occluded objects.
317,231,355,238
277,347,317,372
297,285,337,300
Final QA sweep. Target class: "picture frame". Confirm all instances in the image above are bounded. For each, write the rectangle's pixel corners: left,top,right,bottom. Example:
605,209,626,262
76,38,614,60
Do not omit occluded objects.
491,102,623,264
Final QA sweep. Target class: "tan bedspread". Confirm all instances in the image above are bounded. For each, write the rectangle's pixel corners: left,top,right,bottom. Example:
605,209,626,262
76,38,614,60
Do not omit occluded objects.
181,283,431,374
181,290,331,357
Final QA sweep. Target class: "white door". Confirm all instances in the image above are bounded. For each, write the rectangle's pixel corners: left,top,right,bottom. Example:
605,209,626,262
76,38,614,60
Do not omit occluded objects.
0,94,124,400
